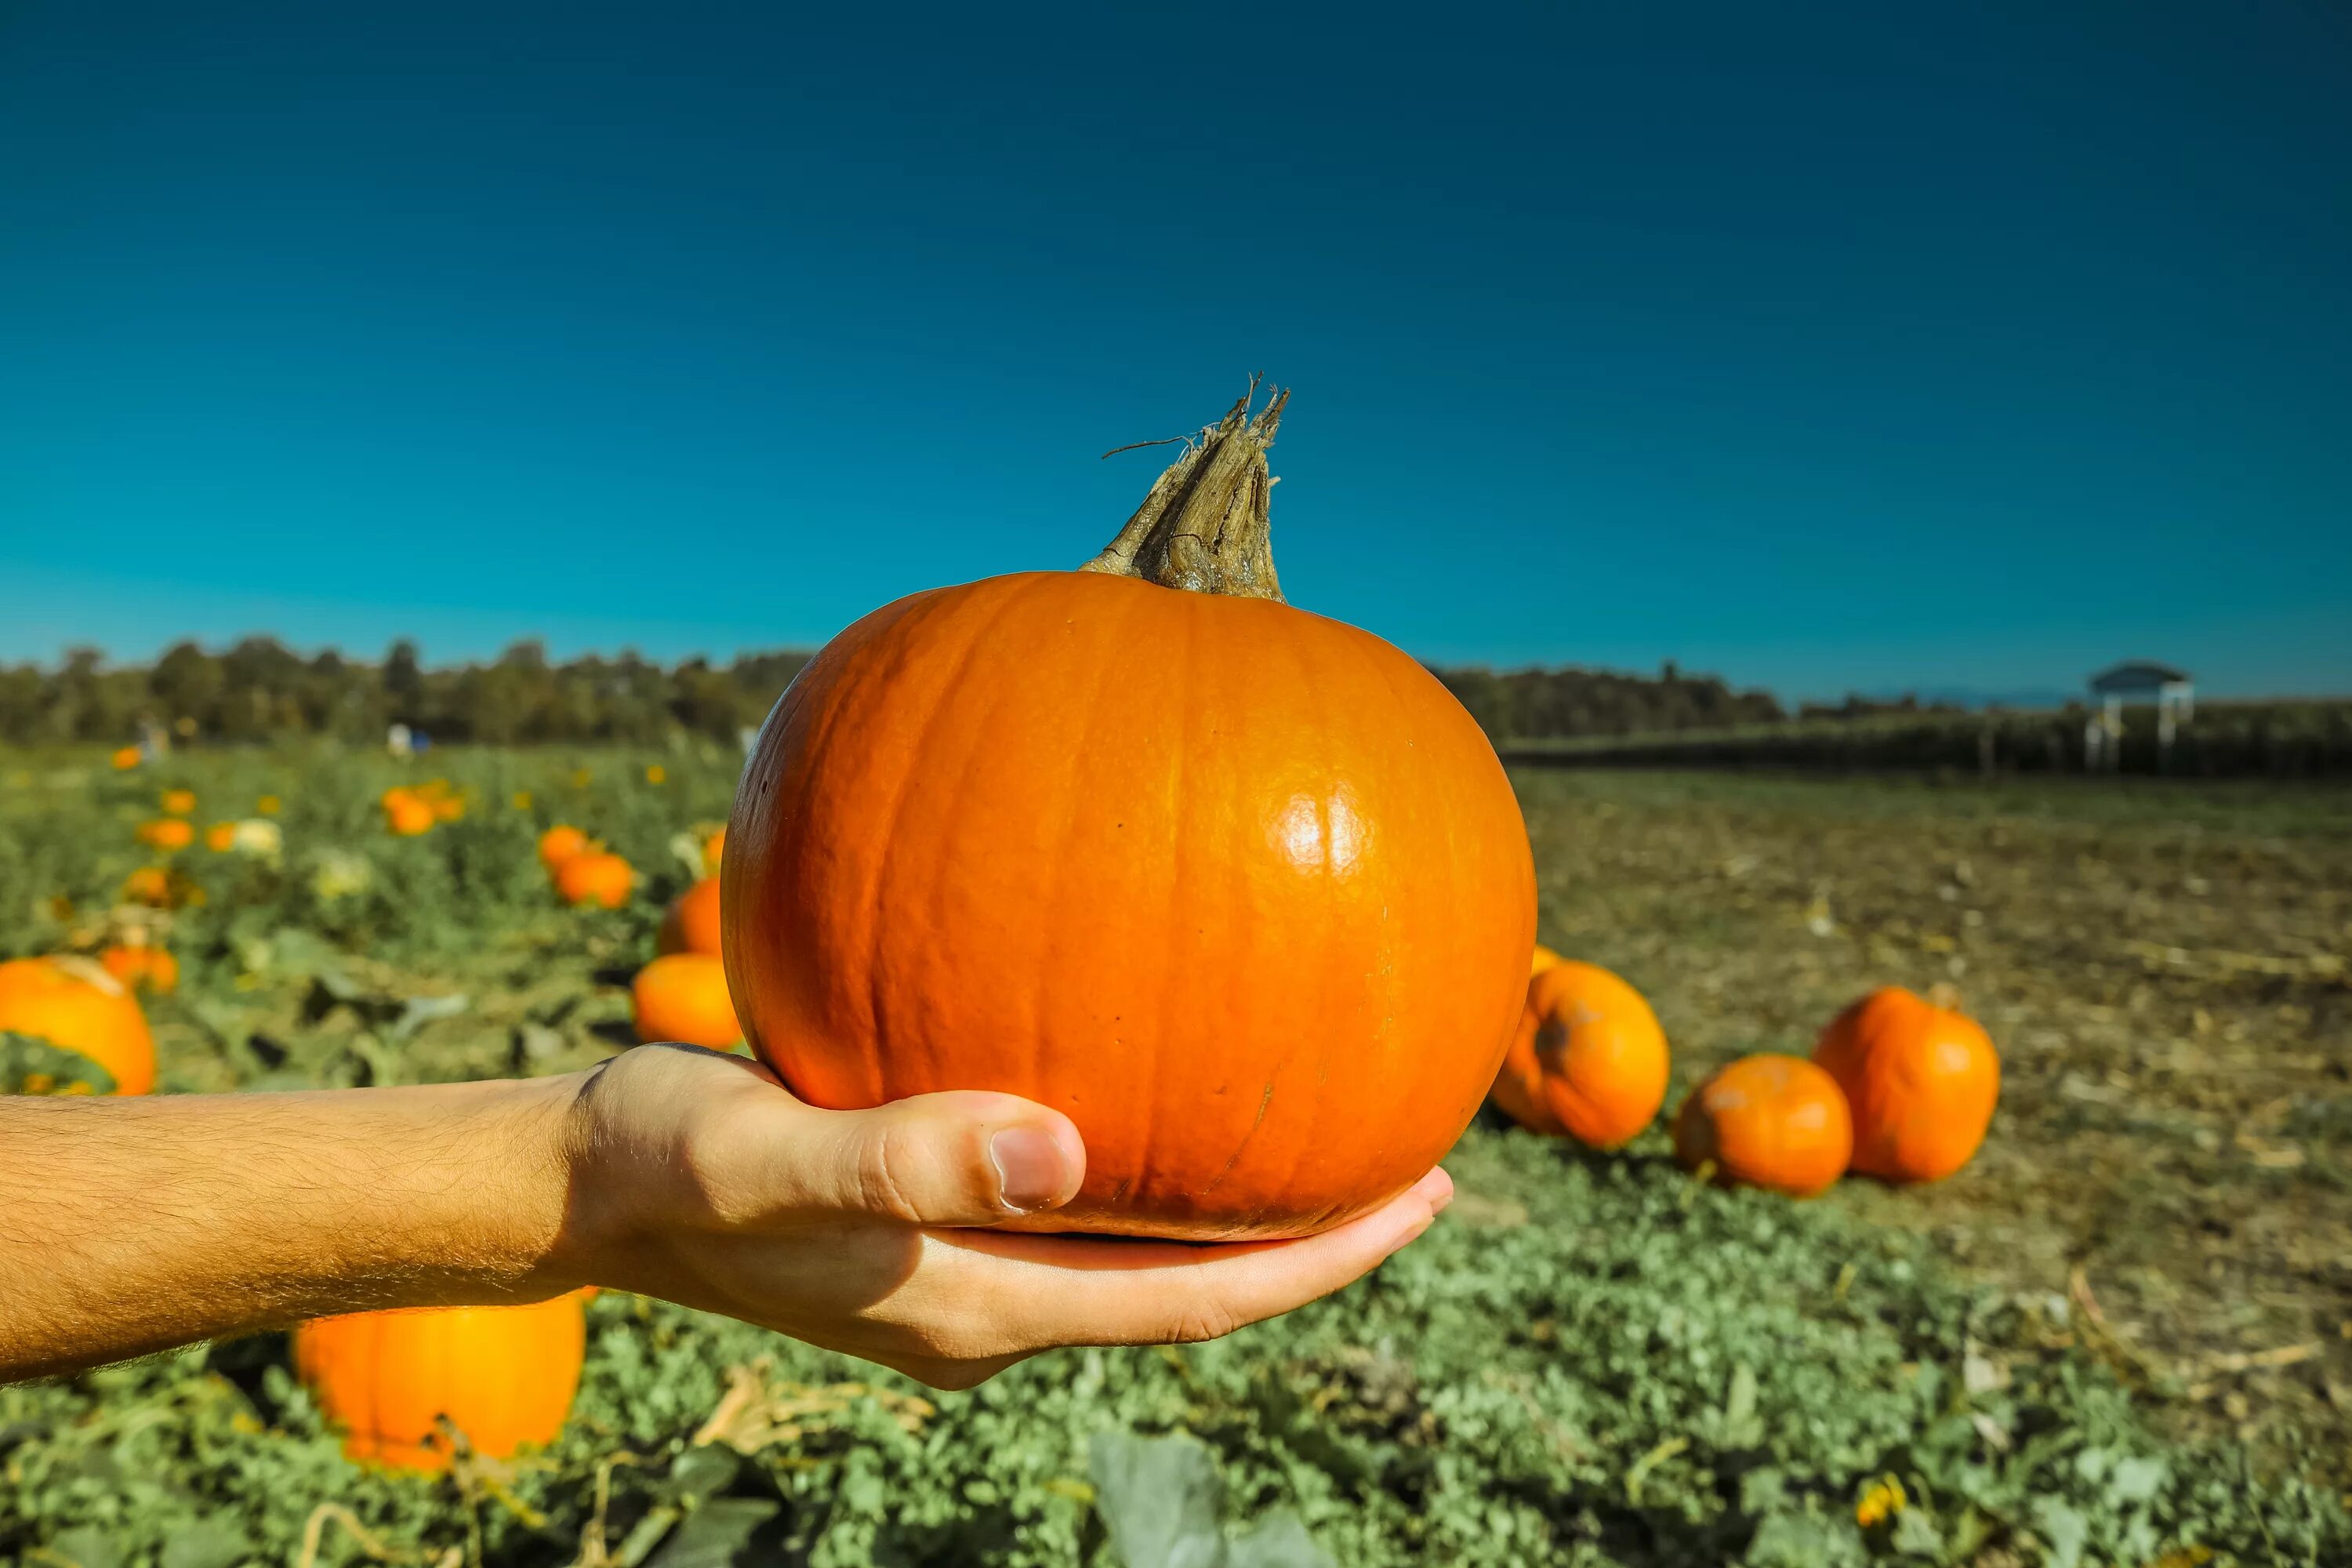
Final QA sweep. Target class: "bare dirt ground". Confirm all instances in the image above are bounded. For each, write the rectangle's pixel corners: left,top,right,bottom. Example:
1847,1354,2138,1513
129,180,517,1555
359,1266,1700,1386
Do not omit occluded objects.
1513,767,2352,1478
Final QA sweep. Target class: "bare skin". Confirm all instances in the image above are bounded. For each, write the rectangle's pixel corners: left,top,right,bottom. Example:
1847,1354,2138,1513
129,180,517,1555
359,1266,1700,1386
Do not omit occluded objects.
0,1043,1452,1388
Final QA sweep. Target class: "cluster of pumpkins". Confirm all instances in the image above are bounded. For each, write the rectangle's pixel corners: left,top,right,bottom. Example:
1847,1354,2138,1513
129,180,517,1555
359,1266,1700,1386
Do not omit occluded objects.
535,822,636,908
123,788,281,909
1497,946,2001,1196
379,780,466,836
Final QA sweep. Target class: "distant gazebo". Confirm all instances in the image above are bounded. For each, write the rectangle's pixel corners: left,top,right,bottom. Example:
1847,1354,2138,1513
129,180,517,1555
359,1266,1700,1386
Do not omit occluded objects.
2086,661,2194,771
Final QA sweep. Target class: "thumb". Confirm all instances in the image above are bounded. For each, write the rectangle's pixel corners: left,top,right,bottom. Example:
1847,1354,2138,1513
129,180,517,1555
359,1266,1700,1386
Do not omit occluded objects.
792,1091,1087,1227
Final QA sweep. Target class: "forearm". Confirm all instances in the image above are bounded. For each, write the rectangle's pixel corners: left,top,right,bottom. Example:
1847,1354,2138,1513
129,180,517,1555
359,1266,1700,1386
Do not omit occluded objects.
0,1075,586,1380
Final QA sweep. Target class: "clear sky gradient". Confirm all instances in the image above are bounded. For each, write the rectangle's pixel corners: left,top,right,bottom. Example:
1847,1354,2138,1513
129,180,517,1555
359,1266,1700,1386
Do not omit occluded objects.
3,2,2347,702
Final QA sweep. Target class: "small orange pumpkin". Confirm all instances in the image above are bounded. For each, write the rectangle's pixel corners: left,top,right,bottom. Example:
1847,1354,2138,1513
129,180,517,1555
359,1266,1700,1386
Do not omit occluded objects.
99,944,180,996
1673,1054,1851,1197
121,866,175,907
658,877,723,956
538,824,590,873
0,956,158,1095
632,953,742,1048
1491,960,1669,1149
556,851,633,909
1530,943,1564,979
383,792,436,836
111,746,143,770
1813,985,1999,1184
292,1293,587,1472
160,789,197,816
203,821,238,852
136,817,195,851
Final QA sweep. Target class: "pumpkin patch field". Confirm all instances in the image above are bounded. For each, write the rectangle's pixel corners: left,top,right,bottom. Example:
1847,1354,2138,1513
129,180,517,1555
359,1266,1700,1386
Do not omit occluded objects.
2,748,2347,1566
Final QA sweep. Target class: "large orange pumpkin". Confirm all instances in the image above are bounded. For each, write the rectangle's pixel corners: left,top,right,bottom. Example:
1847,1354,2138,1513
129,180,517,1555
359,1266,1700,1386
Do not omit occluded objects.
0,956,158,1095
1673,1054,1851,1198
1813,985,2000,1183
632,953,742,1049
1490,960,1669,1149
658,877,723,956
538,824,590,873
724,390,1535,1240
292,1293,586,1472
556,851,633,909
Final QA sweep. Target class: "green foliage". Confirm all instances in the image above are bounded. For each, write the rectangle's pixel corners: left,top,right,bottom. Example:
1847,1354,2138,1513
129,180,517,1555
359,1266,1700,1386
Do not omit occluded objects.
3,1133,2343,1566
1,749,2346,1564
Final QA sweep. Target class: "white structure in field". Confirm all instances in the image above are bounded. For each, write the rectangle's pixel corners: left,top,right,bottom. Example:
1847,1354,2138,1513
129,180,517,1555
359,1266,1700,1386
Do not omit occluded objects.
2085,661,2194,771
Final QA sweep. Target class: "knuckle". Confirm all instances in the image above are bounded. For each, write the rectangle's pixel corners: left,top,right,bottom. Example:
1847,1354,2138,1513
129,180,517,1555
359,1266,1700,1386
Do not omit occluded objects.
854,1120,927,1224
1163,1292,1241,1346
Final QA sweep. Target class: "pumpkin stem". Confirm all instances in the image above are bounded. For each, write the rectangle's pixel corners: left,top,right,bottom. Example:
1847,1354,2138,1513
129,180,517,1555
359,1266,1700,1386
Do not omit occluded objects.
1080,380,1287,601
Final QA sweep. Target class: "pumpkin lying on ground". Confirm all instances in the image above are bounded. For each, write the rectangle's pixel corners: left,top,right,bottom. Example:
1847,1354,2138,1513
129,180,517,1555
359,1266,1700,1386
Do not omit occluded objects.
381,788,436,836
659,877,723,956
1673,1054,1851,1198
633,953,742,1049
538,824,590,873
724,387,1536,1240
292,1293,587,1472
0,955,157,1095
1813,985,1999,1184
1491,960,1669,1149
555,851,633,908
1530,943,1564,978
99,942,179,996
136,817,194,851
160,789,196,817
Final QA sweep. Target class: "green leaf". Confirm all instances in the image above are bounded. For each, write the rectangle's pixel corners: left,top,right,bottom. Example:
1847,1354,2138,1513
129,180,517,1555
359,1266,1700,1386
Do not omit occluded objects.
2033,1497,2089,1568
1227,1510,1334,1568
1088,1430,1229,1568
640,1497,785,1568
42,1526,126,1568
158,1516,252,1568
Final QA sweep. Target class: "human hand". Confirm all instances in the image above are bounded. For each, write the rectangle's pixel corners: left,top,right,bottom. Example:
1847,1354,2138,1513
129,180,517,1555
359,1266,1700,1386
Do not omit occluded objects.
554,1043,1452,1388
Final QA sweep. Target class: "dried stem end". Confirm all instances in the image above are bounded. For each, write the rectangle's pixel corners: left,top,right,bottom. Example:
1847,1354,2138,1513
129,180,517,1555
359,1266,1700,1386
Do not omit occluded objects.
1080,384,1287,602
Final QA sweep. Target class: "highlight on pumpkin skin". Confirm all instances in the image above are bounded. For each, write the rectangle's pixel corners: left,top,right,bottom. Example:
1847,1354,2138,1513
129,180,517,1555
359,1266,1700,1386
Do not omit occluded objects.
1672,1054,1851,1198
292,1291,589,1472
632,953,742,1049
0,955,158,1096
1490,960,1670,1149
1813,985,2000,1184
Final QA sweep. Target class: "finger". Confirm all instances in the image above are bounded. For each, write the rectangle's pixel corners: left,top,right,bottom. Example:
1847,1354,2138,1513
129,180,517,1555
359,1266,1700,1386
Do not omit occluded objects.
935,1167,1454,1355
720,1089,1087,1229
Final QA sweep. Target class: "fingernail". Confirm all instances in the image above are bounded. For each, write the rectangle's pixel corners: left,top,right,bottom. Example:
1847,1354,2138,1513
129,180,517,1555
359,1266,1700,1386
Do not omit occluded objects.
1427,1170,1455,1214
989,1126,1067,1212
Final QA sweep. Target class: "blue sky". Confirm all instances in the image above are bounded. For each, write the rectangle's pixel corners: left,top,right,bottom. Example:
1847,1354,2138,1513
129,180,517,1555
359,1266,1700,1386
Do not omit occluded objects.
2,2,2347,702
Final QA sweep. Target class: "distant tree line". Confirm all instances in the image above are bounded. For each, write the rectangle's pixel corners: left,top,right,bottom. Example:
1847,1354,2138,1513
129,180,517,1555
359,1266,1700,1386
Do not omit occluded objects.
0,641,1786,747
0,640,813,747
1432,661,1784,739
